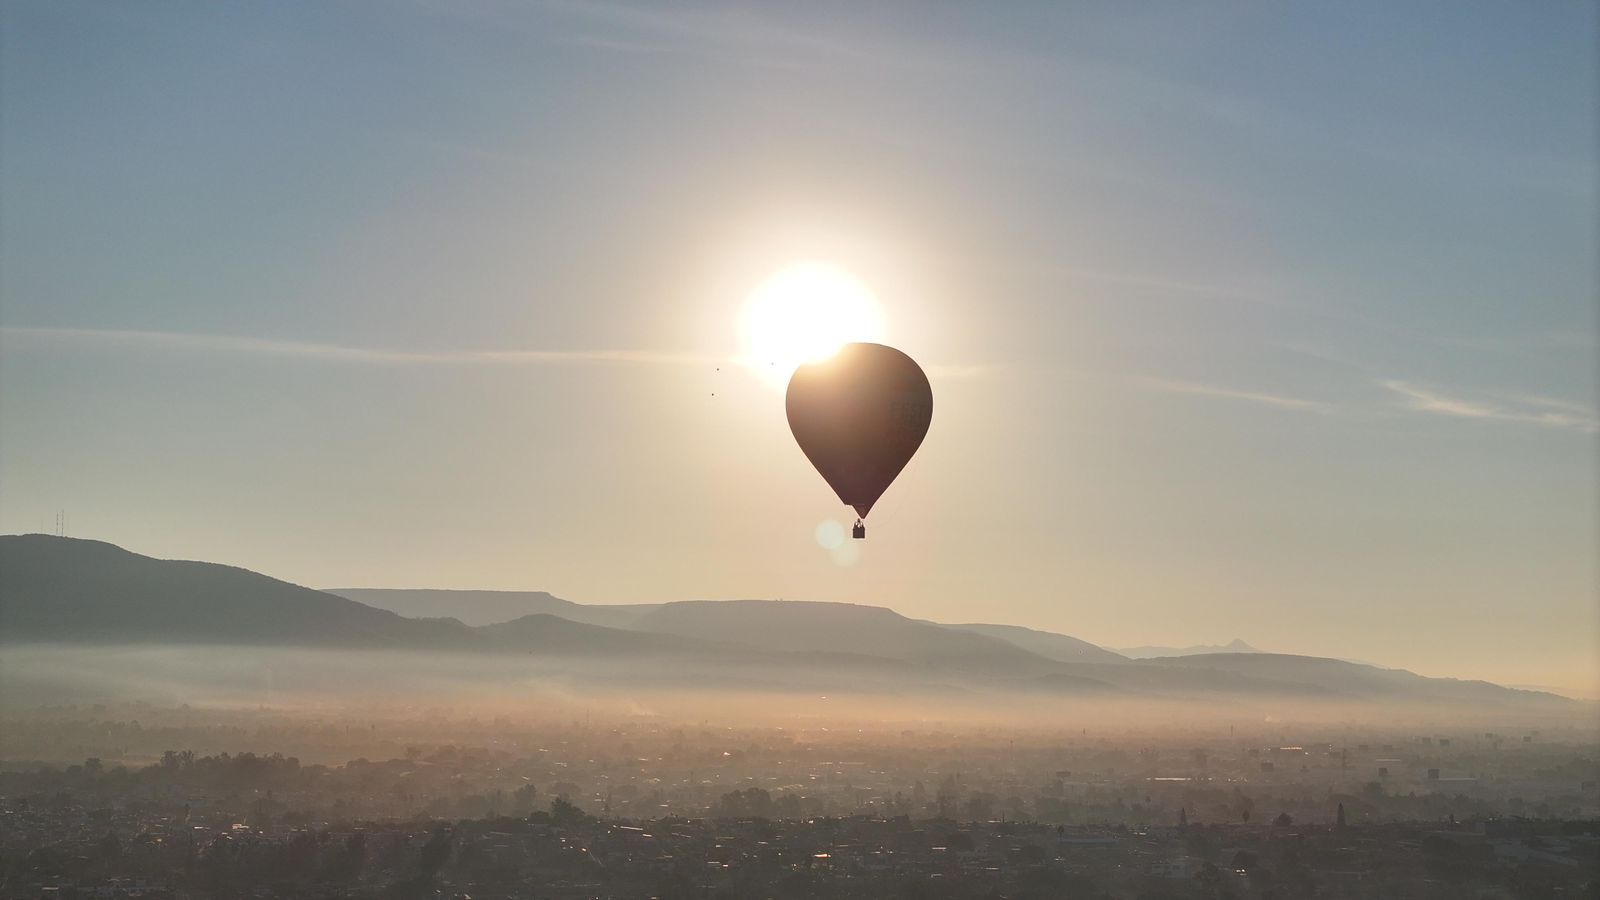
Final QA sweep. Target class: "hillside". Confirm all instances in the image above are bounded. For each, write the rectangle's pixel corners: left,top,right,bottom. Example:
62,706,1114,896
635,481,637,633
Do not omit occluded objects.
629,600,1064,676
1118,639,1259,658
0,535,471,649
0,536,694,660
0,536,1577,710
479,613,716,656
1146,653,1573,708
328,588,659,629
945,622,1128,665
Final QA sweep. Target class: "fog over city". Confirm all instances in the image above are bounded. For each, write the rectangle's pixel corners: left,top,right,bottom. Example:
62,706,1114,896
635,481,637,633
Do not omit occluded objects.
3,536,1597,897
0,643,1590,733
3,0,1596,897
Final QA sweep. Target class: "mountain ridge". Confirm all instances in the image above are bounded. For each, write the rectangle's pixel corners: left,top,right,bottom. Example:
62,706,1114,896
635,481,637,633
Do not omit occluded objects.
0,535,1575,708
1118,638,1259,658
944,622,1129,665
327,587,660,629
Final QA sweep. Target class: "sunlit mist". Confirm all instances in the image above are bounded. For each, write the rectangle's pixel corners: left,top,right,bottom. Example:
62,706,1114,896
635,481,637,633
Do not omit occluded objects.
740,262,887,388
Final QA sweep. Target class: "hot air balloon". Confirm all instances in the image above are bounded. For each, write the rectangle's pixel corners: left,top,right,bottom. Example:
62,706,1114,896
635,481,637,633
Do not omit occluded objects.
786,342,933,539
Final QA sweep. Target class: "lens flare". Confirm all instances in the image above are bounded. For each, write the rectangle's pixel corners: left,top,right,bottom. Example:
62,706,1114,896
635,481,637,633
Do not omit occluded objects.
814,519,847,550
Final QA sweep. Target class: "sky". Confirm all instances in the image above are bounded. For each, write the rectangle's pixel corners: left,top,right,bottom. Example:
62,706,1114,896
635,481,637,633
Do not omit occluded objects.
2,1,1596,695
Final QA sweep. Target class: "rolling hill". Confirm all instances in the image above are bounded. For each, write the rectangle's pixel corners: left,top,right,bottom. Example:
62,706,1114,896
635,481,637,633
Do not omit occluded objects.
1118,639,1259,658
327,588,660,629
627,599,1065,676
1146,653,1573,708
0,535,472,649
0,536,1577,710
945,622,1129,664
0,536,696,659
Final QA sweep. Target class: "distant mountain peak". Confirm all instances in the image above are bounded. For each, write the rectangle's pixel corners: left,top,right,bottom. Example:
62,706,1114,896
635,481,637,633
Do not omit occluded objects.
1116,639,1262,659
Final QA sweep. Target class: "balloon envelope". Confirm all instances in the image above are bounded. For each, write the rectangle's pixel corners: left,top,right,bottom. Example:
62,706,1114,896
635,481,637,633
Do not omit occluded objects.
785,342,933,519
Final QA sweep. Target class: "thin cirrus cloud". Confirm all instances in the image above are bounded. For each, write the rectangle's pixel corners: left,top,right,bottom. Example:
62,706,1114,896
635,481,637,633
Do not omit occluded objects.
1137,375,1597,434
0,326,989,379
1379,380,1598,433
1136,377,1330,413
0,326,719,368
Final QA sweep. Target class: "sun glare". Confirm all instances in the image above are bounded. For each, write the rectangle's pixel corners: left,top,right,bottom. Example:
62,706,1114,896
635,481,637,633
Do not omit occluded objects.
740,263,887,388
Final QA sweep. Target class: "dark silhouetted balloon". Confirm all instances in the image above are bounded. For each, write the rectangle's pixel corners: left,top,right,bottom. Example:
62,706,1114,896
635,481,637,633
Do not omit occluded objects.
786,343,933,526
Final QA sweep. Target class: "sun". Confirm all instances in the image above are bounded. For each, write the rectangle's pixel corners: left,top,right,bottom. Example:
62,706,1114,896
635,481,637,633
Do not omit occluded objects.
740,262,887,388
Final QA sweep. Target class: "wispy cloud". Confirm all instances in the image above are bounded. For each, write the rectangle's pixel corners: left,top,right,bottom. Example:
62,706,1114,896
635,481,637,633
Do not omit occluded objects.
1380,380,1598,433
1045,264,1282,306
436,0,877,71
1431,330,1599,354
0,327,721,368
1136,377,1329,413
0,326,990,379
546,0,868,60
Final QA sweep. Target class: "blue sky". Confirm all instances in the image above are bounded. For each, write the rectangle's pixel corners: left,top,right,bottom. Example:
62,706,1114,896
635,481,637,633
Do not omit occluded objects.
2,1,1595,692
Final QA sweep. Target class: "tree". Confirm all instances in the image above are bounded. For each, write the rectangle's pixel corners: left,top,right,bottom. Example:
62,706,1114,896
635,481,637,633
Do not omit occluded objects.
550,795,587,826
512,783,539,814
775,793,804,819
714,787,774,819
1231,787,1254,822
